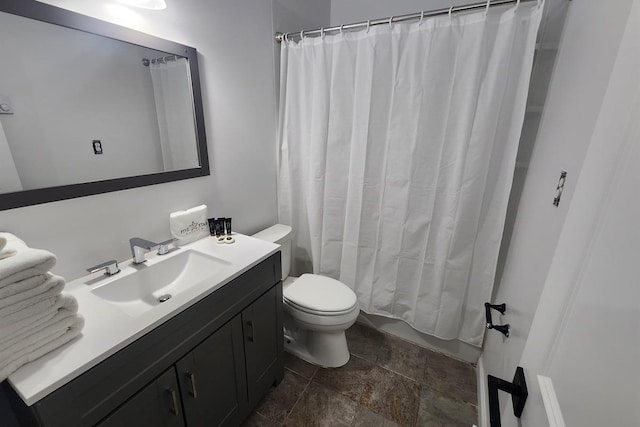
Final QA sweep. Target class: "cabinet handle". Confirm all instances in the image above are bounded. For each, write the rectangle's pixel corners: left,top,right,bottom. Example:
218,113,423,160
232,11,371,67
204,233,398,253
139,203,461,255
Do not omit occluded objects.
246,320,254,342
186,371,198,398
167,388,179,416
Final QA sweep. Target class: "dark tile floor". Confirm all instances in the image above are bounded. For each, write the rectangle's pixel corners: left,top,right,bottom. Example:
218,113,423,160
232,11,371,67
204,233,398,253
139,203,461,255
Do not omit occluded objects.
243,322,478,427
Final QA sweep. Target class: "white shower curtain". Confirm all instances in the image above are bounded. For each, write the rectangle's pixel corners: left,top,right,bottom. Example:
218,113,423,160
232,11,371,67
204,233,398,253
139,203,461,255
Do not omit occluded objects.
0,119,22,193
278,2,542,346
150,57,199,171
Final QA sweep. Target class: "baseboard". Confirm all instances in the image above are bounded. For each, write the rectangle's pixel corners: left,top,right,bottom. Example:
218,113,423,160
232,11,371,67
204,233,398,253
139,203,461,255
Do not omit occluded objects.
476,354,489,427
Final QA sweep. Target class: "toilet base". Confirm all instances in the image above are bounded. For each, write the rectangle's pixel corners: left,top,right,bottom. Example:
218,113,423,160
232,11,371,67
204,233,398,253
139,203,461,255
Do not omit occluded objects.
284,328,351,368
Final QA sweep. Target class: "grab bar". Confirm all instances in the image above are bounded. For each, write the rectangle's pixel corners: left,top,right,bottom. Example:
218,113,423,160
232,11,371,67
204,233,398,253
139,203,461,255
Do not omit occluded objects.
485,302,510,337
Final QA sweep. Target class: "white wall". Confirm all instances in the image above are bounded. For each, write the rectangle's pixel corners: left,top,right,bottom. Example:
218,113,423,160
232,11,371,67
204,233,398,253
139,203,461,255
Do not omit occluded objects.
0,0,284,280
479,0,635,424
0,11,164,190
513,1,640,423
330,0,454,26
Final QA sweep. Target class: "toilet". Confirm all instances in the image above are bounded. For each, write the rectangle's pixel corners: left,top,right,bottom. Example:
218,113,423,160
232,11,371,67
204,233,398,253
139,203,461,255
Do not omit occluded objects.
252,224,359,368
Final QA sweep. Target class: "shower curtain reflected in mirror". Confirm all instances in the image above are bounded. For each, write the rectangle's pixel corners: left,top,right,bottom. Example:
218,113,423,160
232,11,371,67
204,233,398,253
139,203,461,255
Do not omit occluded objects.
277,2,542,346
149,57,199,172
0,120,22,194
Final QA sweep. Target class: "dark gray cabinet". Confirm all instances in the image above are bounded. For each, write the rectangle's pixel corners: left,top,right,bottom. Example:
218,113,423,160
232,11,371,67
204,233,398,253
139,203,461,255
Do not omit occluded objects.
176,316,247,427
2,253,283,427
98,368,184,427
242,285,283,408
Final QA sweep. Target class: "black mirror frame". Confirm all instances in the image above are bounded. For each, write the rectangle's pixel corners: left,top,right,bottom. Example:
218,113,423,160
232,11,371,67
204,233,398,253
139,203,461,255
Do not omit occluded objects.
0,0,210,211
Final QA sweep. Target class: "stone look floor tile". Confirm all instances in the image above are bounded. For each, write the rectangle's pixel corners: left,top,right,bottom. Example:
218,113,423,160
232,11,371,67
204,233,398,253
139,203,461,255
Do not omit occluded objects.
351,406,402,427
313,354,378,402
359,366,421,427
241,411,280,427
376,333,429,382
345,322,387,363
418,388,478,426
284,381,357,427
422,350,477,405
245,324,480,426
254,369,310,423
284,352,317,379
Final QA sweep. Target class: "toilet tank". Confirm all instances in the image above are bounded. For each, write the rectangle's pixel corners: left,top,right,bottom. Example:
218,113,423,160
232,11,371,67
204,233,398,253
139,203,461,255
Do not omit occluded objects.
252,224,294,280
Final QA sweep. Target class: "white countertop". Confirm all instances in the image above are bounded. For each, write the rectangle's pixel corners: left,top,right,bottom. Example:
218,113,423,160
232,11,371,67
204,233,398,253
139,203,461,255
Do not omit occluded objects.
7,234,279,406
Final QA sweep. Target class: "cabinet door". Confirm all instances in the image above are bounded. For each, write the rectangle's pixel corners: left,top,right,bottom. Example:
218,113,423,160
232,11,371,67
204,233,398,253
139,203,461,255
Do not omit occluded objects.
242,285,283,407
97,367,184,427
176,316,247,427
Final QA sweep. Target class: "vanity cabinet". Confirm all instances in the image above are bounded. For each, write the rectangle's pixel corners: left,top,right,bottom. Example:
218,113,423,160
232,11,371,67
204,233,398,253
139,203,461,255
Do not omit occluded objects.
242,286,281,409
97,367,184,427
175,315,247,427
3,253,283,427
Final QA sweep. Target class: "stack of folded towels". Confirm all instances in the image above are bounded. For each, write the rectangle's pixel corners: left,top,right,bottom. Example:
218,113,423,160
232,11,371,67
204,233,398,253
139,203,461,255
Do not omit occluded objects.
0,232,84,381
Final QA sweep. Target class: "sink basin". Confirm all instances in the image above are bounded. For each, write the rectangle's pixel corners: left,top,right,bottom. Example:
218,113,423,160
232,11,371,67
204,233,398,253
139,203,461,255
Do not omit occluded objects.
91,249,230,316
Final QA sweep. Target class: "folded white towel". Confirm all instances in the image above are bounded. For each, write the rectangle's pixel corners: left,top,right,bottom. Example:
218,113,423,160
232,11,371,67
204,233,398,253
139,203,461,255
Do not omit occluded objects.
0,274,47,300
170,204,209,245
0,303,78,353
0,294,57,321
0,312,81,363
0,294,77,346
0,247,56,286
0,315,84,381
0,233,27,261
0,274,64,310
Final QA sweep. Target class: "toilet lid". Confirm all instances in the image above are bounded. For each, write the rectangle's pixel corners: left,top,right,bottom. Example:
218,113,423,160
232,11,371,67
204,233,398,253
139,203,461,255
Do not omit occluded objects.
283,274,357,313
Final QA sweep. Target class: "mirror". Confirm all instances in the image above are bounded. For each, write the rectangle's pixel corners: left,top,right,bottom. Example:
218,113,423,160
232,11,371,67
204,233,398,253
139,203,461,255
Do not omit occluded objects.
0,0,209,210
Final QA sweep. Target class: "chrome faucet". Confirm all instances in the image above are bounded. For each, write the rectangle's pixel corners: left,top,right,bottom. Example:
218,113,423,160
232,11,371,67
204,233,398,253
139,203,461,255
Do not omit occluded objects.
130,237,157,264
87,260,120,276
129,237,177,264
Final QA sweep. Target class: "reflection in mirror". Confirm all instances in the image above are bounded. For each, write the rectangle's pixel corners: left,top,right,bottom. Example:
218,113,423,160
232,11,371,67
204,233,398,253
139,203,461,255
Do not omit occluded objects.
0,10,199,194
0,0,209,210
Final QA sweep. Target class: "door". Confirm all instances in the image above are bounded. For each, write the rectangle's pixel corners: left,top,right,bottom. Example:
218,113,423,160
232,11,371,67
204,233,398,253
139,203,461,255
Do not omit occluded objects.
242,285,283,408
176,316,247,427
97,367,184,427
503,2,640,425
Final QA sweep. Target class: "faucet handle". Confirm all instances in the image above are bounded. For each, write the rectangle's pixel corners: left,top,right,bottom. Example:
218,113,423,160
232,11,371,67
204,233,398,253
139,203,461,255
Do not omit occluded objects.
157,238,177,256
87,260,120,276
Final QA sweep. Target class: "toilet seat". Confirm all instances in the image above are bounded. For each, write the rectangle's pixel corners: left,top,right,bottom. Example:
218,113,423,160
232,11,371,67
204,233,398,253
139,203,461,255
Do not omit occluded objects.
283,274,357,315
285,299,357,316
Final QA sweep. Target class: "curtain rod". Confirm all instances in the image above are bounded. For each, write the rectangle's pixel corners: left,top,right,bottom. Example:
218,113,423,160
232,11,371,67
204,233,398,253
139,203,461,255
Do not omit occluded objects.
275,0,538,42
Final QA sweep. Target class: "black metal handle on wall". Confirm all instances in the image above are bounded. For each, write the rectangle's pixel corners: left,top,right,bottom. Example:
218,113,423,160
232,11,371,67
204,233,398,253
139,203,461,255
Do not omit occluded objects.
485,302,510,337
488,367,528,427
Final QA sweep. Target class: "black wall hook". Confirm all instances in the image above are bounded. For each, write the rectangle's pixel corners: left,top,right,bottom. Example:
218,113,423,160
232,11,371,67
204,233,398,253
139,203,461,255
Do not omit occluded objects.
485,302,510,337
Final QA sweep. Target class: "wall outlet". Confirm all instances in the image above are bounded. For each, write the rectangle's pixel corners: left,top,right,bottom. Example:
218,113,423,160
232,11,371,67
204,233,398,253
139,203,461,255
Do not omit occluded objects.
92,140,103,155
0,95,14,114
553,171,567,207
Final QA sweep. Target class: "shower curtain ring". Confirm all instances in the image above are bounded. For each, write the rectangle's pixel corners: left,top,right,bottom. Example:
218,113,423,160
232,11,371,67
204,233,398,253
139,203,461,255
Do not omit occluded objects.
340,24,344,34
389,16,394,29
515,0,520,10
449,6,454,20
485,0,491,17
366,20,371,33
320,27,325,38
300,30,304,40
419,11,424,25
284,33,289,42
